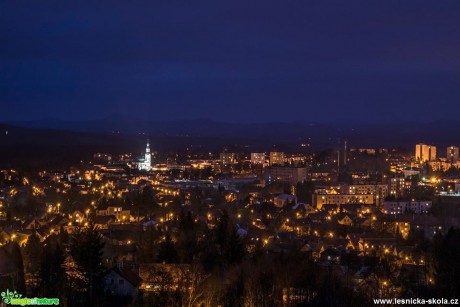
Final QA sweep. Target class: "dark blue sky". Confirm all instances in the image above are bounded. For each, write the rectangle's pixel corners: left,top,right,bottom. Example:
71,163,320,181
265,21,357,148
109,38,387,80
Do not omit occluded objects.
1,1,460,123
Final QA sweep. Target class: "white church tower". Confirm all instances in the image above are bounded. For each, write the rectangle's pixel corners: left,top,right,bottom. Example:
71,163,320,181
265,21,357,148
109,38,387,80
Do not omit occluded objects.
138,139,152,171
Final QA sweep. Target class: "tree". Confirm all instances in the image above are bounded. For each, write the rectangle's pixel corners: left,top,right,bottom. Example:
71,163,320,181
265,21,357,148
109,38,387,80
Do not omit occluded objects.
5,242,26,293
23,232,43,293
296,181,315,204
138,226,160,263
215,211,230,252
132,185,158,217
69,223,106,303
181,260,210,307
215,211,245,266
337,171,353,184
223,268,245,307
39,242,66,298
314,273,370,306
58,225,69,246
225,228,245,265
177,211,198,264
157,232,178,264
429,228,460,297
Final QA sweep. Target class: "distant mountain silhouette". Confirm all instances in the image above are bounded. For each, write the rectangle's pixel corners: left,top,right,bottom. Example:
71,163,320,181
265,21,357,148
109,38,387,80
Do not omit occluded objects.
6,118,460,149
1,119,459,168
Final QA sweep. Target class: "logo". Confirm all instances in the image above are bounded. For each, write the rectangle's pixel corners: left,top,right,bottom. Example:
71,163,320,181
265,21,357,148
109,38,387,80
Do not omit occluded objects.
1,289,59,306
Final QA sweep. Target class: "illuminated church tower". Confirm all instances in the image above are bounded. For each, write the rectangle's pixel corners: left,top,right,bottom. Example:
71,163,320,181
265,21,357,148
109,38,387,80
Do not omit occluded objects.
138,139,151,171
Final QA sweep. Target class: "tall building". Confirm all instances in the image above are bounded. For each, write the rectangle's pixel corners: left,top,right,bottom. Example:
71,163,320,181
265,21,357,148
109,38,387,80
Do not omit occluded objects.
138,140,152,171
220,153,237,165
266,166,307,185
447,146,459,163
251,153,266,164
389,177,406,198
341,184,389,197
415,144,436,162
269,152,285,166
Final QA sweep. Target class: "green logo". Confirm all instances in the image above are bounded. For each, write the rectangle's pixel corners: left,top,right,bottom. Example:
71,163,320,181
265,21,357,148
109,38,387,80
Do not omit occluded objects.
1,290,21,304
1,289,59,306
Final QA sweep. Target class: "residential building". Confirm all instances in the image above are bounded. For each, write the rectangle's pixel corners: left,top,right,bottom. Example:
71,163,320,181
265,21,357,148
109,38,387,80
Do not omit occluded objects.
341,184,389,197
266,166,308,185
447,146,459,163
251,152,266,165
383,200,432,214
269,152,285,166
313,193,374,209
350,148,376,155
415,144,436,162
389,177,406,197
402,167,420,178
429,160,460,171
220,153,237,165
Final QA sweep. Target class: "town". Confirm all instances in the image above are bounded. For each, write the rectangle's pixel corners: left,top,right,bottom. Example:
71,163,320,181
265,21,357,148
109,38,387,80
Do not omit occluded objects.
0,140,459,306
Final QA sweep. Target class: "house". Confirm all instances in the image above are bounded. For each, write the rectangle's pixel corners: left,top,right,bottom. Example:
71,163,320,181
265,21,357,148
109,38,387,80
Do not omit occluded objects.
311,172,332,181
346,234,360,251
13,232,31,246
105,265,142,298
273,194,297,208
320,204,339,213
335,213,354,226
303,203,317,215
358,216,372,228
410,215,444,239
358,236,396,254
24,217,47,230
93,215,116,230
96,203,131,222
340,203,368,215
141,219,158,230
320,248,342,264
47,214,69,229
308,211,329,224
69,210,86,223
102,227,142,246
223,191,238,203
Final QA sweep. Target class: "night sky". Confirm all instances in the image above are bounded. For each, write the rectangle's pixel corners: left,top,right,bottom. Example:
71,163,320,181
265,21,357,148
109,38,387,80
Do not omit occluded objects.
1,1,460,123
